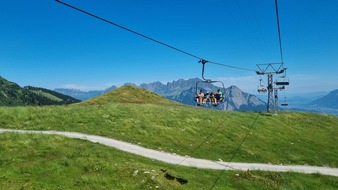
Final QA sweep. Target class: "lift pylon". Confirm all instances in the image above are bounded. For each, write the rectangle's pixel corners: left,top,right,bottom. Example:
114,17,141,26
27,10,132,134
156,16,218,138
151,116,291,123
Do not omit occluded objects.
256,63,287,113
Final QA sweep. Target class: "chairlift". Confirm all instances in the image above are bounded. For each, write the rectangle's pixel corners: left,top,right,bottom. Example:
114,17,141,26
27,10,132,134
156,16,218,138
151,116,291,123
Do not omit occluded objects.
257,79,267,93
281,101,288,106
275,76,289,86
275,68,290,86
195,82,225,107
280,91,288,106
195,60,226,107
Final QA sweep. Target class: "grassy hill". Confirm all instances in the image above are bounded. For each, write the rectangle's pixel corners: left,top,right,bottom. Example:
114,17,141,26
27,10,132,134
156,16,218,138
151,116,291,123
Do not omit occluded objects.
80,85,182,106
0,76,80,106
0,85,337,189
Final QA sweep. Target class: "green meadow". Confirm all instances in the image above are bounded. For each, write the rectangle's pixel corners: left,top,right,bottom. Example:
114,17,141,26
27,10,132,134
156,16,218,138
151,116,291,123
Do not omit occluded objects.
0,86,337,189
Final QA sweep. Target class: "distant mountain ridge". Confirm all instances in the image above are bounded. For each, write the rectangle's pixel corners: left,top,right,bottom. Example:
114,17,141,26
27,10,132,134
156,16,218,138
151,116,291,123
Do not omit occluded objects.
54,89,104,101
164,83,266,111
55,85,118,100
307,89,338,109
4,74,337,114
0,76,80,106
225,85,266,111
55,78,266,111
140,78,200,97
138,78,265,111
281,89,338,116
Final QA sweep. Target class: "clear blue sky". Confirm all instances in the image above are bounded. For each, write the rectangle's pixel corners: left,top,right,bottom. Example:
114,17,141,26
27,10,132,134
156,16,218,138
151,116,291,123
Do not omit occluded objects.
1,0,337,95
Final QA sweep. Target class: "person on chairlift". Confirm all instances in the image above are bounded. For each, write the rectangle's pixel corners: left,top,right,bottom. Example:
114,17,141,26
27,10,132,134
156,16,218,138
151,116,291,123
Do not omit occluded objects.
209,92,217,105
215,89,223,103
196,89,204,105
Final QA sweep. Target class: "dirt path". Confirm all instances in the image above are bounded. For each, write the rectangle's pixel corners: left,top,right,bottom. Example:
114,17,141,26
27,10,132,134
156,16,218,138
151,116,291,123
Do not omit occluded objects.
1,128,337,177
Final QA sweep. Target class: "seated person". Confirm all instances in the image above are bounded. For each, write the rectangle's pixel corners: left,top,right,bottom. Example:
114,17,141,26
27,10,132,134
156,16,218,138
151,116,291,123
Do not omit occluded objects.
196,89,204,105
215,89,223,102
209,92,217,105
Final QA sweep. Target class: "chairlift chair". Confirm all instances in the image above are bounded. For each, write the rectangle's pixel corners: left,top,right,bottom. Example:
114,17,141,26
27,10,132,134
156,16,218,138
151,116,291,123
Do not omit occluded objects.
195,60,226,107
195,81,225,106
275,76,289,86
280,94,288,106
281,101,288,106
257,79,267,93
275,68,290,86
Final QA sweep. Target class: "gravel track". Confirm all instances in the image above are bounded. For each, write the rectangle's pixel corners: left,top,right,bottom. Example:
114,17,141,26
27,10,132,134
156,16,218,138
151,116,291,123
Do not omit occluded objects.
1,128,337,177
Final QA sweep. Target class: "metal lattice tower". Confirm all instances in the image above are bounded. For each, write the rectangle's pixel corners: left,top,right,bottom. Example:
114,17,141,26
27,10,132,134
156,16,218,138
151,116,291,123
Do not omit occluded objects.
274,88,279,112
256,63,285,113
267,74,274,112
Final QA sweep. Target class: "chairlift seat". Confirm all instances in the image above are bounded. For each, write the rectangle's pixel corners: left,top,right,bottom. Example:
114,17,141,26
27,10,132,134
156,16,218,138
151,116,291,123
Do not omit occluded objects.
258,88,267,93
215,94,223,101
276,82,289,86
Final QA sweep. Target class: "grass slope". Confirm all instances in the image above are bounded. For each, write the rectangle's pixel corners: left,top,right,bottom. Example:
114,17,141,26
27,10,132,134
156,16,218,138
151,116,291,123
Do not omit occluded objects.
25,86,80,104
1,104,337,168
1,133,337,190
0,86,337,189
29,89,63,102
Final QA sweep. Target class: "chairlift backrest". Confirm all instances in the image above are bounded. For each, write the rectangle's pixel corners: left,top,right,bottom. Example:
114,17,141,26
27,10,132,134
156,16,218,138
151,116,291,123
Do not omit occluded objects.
276,76,289,86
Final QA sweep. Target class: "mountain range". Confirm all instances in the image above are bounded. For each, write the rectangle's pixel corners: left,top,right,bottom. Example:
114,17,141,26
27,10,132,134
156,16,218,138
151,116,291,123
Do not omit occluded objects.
282,89,338,115
2,75,337,114
55,78,267,111
307,89,338,109
54,78,338,115
140,79,266,111
54,85,117,100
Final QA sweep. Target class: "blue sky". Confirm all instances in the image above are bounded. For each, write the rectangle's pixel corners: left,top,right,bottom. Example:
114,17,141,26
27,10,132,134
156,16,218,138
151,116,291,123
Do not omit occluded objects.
1,0,338,95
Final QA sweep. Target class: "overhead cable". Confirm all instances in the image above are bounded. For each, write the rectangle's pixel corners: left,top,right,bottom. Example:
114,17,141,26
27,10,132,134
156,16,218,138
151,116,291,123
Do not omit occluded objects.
209,115,259,189
55,0,203,60
208,61,255,72
176,119,227,166
275,0,284,64
55,0,255,72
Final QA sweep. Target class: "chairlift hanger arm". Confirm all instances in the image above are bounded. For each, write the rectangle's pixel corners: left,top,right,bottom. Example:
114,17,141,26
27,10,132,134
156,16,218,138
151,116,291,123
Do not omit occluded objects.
199,59,211,81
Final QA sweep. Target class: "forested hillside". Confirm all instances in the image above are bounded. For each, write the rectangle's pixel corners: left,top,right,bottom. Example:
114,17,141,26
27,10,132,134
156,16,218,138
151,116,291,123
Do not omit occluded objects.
0,76,80,106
